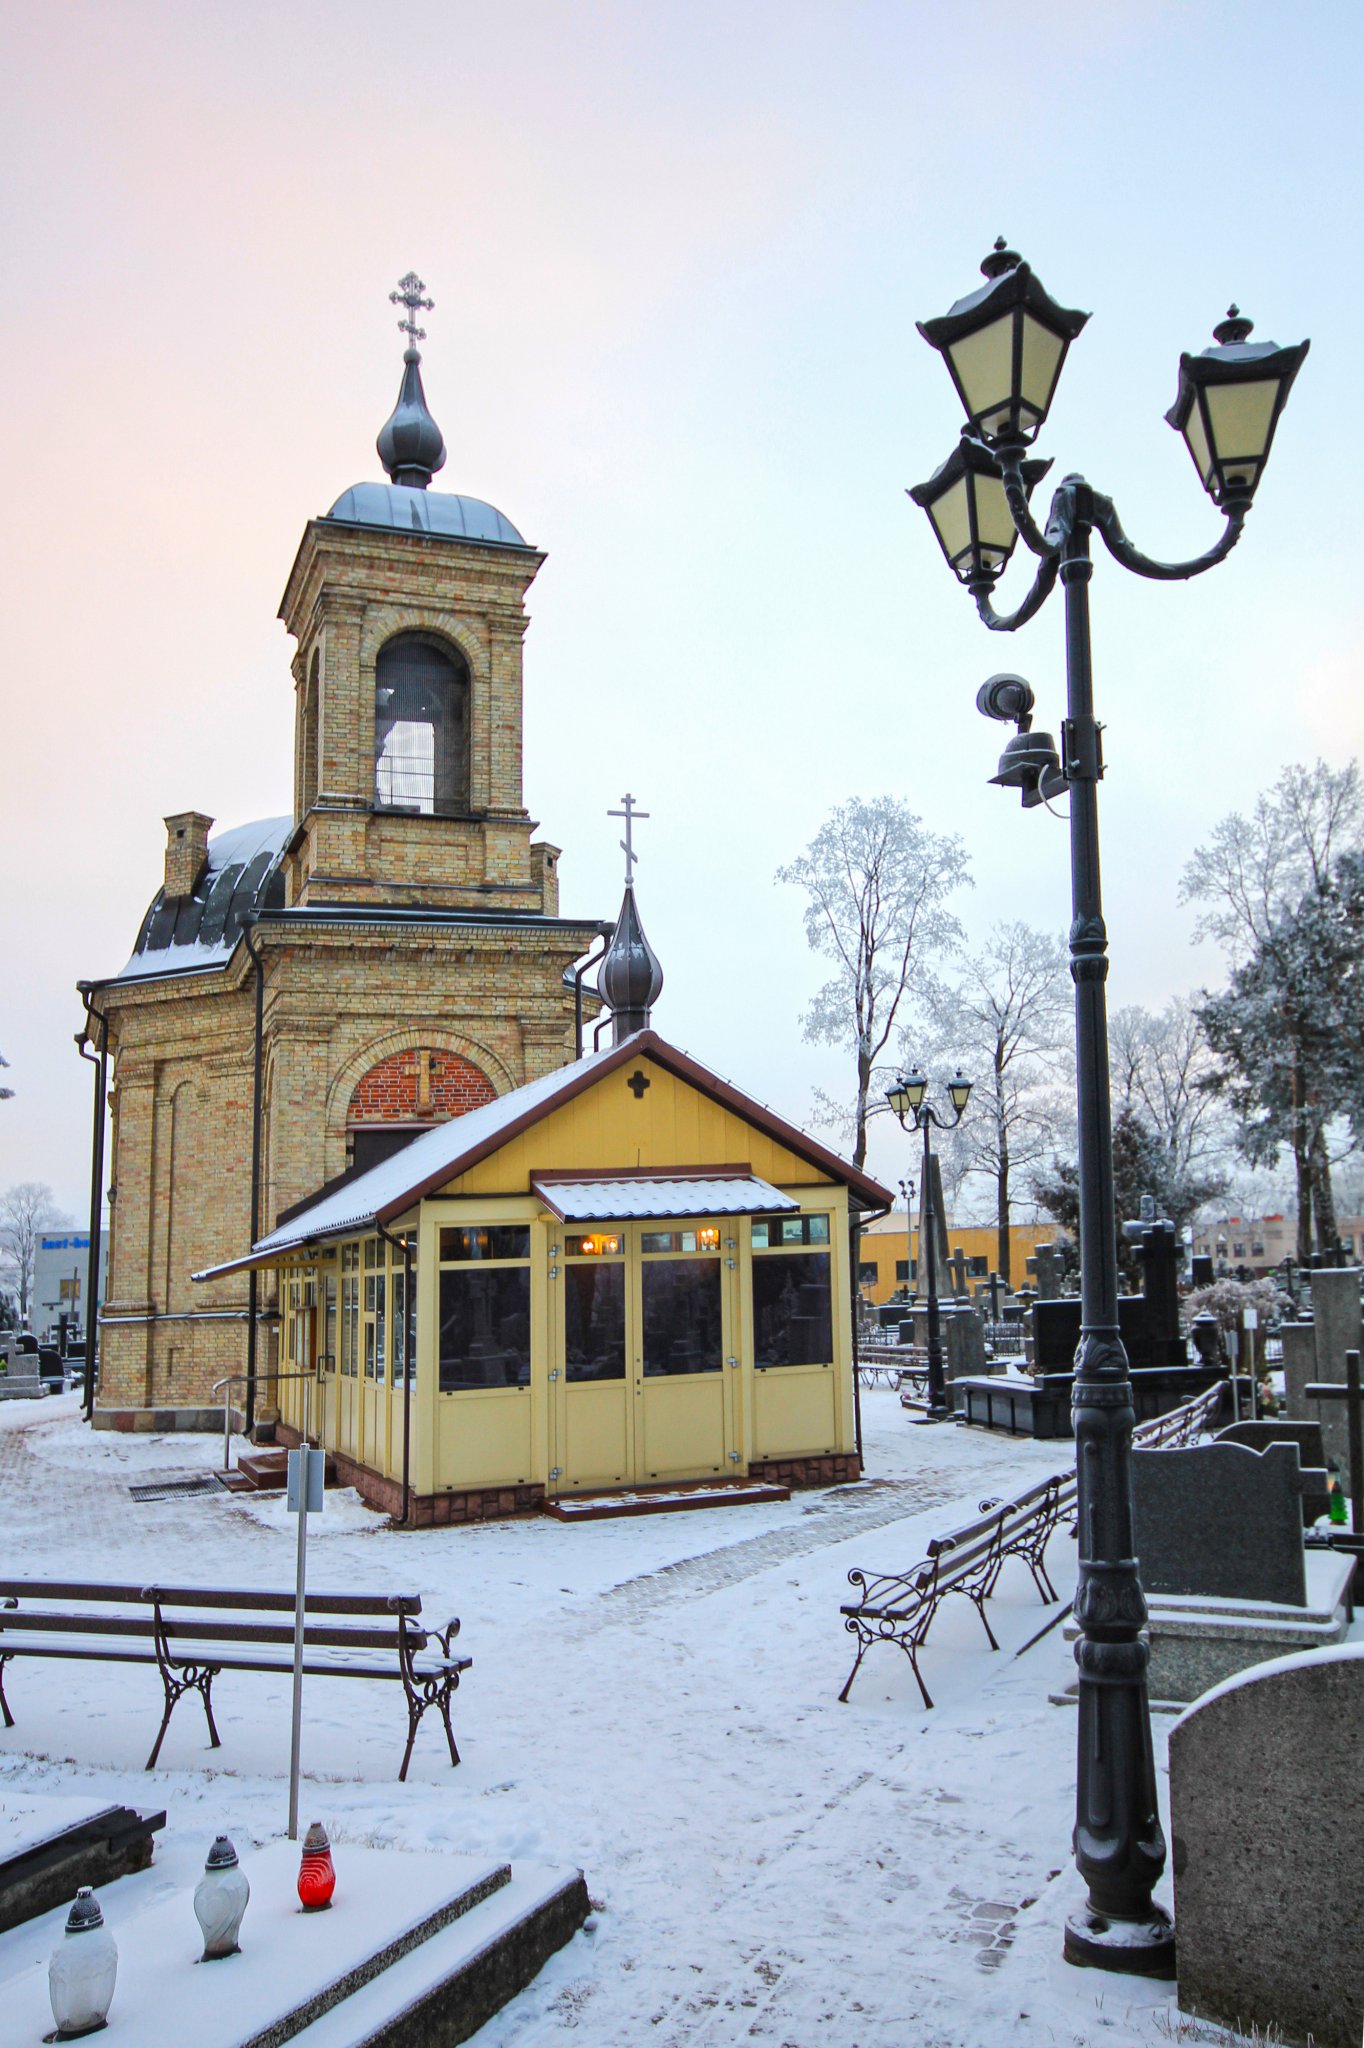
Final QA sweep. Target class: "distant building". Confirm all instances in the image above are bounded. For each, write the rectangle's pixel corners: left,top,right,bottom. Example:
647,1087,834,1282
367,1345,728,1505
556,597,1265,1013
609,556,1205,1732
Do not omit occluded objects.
854,1210,1063,1303
33,1229,108,1346
1190,1214,1364,1276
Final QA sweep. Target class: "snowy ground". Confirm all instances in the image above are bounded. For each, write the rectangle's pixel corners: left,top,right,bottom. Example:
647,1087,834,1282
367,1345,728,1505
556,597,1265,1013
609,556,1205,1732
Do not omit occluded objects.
0,1390,1276,2047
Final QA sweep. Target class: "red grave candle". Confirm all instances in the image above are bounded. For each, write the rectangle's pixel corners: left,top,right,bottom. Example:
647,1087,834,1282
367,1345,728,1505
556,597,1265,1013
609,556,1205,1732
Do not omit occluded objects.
298,1821,336,1911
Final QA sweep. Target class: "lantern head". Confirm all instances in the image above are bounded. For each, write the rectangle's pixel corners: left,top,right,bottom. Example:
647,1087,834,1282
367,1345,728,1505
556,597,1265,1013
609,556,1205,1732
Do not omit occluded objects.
1165,306,1309,509
908,433,1051,585
917,240,1089,447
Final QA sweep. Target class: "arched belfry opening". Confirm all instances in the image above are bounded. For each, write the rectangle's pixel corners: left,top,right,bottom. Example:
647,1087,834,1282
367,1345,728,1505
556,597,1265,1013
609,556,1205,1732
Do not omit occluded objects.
373,632,470,817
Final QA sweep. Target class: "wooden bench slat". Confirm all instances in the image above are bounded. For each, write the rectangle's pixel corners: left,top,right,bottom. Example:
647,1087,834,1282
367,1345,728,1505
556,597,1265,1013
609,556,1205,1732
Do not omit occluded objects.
0,1581,421,1617
0,1612,430,1654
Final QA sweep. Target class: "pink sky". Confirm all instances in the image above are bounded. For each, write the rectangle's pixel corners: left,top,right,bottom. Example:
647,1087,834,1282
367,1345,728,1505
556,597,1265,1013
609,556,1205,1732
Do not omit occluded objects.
2,0,1360,1218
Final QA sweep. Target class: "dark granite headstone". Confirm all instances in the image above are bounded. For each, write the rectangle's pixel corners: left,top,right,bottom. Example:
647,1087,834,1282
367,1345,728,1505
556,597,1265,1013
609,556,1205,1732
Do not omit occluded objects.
1133,1441,1309,1606
1136,1220,1187,1367
1216,1418,1329,1524
1171,1645,1364,2048
1031,1294,1150,1370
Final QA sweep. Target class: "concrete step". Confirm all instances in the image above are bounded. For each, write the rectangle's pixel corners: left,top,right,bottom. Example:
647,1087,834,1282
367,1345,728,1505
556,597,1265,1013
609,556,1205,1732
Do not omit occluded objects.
545,1479,790,1521
1,1841,588,2048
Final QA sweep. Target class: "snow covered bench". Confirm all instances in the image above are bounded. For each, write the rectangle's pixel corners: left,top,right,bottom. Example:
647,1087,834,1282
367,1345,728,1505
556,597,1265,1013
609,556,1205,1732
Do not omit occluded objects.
838,1473,1074,1709
0,1580,470,1780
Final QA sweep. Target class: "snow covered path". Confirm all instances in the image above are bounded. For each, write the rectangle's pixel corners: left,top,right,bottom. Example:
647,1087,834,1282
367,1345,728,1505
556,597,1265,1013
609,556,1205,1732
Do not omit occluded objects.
0,1393,1214,2046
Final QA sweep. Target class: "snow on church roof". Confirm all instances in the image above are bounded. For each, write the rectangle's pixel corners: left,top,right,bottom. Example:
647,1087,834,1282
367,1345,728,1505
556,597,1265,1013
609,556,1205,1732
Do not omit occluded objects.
193,1032,893,1280
114,815,291,982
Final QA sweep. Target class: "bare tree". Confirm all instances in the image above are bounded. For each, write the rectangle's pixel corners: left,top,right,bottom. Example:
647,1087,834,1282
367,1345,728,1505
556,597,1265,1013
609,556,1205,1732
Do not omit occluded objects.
0,1182,69,1326
778,797,970,1168
909,921,1071,1283
1181,759,1363,963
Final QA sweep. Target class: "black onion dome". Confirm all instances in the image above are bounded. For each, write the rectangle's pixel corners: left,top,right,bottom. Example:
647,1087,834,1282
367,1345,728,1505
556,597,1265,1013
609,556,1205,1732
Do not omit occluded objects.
119,817,290,980
598,884,663,1039
376,348,447,489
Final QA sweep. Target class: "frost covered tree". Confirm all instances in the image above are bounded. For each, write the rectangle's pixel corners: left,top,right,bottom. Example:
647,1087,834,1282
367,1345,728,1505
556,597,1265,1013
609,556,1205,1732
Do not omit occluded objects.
908,922,1071,1283
1109,997,1228,1193
0,1052,12,1102
1197,848,1364,1257
0,1182,69,1326
777,797,970,1169
1183,763,1364,1258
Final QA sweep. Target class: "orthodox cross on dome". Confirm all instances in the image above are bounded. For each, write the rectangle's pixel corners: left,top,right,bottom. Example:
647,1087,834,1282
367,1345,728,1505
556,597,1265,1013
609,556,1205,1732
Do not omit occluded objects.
607,793,650,886
390,271,435,350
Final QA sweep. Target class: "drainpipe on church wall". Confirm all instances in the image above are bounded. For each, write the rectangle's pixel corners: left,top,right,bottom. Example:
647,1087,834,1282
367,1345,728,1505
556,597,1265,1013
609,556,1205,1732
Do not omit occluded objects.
241,924,266,1438
571,928,613,1060
76,993,109,1424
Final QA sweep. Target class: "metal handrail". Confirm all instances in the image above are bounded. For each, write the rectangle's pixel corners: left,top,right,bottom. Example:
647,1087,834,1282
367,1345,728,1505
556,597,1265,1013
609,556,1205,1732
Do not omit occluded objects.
212,1370,319,1472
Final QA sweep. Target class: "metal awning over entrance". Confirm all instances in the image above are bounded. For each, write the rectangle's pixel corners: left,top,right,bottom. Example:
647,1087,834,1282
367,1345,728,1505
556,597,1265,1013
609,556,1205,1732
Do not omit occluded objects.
530,1175,800,1223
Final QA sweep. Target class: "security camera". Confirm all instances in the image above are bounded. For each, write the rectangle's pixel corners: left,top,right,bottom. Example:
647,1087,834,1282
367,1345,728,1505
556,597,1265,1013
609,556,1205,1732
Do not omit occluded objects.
976,674,1036,730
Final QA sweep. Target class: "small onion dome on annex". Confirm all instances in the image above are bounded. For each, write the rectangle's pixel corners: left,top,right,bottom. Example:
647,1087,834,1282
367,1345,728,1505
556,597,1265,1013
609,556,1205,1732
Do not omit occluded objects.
194,1031,891,1525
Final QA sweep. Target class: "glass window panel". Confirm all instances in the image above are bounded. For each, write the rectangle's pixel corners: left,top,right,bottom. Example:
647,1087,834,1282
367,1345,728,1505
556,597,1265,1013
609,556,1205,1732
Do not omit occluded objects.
1205,379,1278,463
808,1215,830,1244
1019,315,1064,420
364,1238,380,1270
1183,397,1215,485
753,1251,833,1368
373,633,469,817
858,1261,877,1285
440,1225,531,1263
439,1269,531,1390
927,473,972,567
640,1230,676,1254
324,1274,336,1372
565,1233,621,1257
779,1217,806,1245
364,1317,376,1379
948,312,1015,425
392,1270,405,1376
565,1263,626,1382
642,1259,722,1376
751,1222,770,1249
374,1273,386,1384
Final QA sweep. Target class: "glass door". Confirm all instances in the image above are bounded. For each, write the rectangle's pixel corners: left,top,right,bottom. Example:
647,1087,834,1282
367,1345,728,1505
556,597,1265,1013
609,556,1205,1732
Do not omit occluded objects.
553,1231,631,1490
634,1224,733,1483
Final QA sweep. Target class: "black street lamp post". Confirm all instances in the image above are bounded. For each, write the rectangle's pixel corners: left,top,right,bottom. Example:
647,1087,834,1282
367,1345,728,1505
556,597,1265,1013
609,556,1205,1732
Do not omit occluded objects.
887,1070,972,1421
909,242,1307,1977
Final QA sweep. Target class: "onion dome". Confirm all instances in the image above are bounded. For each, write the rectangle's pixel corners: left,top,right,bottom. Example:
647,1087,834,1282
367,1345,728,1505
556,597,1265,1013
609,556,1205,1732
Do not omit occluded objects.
376,346,447,490
599,884,664,1043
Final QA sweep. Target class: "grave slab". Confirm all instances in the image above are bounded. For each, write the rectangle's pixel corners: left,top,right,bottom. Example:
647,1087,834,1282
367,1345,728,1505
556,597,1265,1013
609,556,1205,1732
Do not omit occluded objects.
1057,1547,1354,1708
1132,1440,1310,1606
1170,1642,1364,2048
0,1793,164,1933
0,1840,587,2048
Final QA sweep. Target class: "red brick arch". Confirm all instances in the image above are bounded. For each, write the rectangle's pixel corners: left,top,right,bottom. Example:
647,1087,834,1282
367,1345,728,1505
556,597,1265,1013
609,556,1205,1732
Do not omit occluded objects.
347,1048,496,1126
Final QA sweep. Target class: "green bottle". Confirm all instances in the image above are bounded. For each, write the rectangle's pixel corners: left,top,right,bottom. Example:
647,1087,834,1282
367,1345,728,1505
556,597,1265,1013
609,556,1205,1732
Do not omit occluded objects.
1328,1466,1348,1526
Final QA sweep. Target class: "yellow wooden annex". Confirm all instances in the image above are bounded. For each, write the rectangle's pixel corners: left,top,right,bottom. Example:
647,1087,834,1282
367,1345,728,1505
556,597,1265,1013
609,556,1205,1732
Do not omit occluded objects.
198,1032,892,1524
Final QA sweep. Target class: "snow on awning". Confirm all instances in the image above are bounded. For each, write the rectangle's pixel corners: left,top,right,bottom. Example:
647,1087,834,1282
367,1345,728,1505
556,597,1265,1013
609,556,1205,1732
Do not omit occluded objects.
531,1176,800,1223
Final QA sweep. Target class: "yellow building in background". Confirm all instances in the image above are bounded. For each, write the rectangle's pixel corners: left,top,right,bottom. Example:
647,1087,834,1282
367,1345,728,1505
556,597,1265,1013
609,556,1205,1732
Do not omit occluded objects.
855,1210,1065,1303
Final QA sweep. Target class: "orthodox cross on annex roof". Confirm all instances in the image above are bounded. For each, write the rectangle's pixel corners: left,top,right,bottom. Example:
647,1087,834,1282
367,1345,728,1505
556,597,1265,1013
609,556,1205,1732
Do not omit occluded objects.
607,793,649,886
390,271,435,350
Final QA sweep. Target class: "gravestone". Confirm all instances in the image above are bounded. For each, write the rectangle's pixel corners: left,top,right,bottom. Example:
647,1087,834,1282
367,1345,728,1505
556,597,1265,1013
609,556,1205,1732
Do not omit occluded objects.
1282,1269,1364,1495
1170,1644,1364,2048
1032,1243,1059,1300
947,1247,968,1299
1132,1442,1310,1606
1136,1221,1185,1367
1032,1295,1151,1371
1216,1418,1329,1523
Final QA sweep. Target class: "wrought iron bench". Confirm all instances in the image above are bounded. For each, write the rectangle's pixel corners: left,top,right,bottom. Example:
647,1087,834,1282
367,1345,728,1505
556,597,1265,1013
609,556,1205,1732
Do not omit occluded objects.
0,1580,470,1781
838,1473,1075,1709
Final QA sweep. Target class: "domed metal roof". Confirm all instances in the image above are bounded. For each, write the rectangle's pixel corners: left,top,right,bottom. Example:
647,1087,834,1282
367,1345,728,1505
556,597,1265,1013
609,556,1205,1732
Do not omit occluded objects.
324,482,528,547
118,816,290,981
598,884,663,1042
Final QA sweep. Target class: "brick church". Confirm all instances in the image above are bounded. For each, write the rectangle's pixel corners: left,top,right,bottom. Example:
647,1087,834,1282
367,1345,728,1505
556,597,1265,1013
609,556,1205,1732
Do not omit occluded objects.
78,276,609,1428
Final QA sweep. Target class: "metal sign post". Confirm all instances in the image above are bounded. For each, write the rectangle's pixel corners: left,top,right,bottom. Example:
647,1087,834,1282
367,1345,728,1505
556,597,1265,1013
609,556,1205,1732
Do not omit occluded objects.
286,1442,324,1840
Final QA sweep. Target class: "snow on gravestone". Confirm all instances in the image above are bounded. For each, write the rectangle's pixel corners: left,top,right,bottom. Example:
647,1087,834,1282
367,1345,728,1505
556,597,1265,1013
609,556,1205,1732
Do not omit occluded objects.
1170,1643,1364,2048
